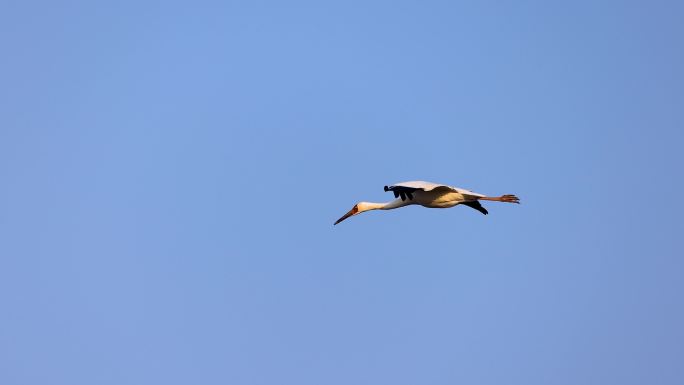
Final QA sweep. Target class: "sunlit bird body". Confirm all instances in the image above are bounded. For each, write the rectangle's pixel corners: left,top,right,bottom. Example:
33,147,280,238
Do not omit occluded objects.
334,181,519,225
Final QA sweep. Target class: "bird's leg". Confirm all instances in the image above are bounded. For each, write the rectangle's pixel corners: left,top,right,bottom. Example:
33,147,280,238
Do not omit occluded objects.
479,194,520,204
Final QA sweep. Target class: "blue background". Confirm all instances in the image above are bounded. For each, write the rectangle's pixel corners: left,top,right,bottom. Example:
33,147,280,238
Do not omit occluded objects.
2,1,683,384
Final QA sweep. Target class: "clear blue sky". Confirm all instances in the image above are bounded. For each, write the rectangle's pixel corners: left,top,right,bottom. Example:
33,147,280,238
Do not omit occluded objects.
1,1,683,384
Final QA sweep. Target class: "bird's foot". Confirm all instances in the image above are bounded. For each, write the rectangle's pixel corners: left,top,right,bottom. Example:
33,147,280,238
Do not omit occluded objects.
501,194,520,203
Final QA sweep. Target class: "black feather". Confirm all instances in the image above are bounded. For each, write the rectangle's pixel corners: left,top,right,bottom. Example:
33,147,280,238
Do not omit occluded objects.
462,201,488,215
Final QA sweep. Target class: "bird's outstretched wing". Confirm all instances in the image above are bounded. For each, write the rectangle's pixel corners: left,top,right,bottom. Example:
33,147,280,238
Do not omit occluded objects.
461,200,488,215
383,184,420,201
384,181,486,201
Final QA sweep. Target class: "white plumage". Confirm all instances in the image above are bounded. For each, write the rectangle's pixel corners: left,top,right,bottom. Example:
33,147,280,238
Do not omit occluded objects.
390,180,485,197
334,180,519,225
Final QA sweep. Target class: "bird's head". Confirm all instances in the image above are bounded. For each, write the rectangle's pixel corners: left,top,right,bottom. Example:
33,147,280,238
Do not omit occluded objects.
334,202,375,225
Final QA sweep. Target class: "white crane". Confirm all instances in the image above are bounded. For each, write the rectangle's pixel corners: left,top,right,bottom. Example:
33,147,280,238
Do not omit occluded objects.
334,181,519,225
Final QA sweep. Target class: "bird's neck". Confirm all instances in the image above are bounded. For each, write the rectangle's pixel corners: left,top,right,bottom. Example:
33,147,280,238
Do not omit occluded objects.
363,202,389,210
360,200,406,211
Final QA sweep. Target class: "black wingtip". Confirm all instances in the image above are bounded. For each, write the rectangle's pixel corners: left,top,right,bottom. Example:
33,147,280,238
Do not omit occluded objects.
462,201,488,215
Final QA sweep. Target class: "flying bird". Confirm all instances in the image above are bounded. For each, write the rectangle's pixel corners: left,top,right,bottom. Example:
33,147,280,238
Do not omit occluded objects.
334,181,519,225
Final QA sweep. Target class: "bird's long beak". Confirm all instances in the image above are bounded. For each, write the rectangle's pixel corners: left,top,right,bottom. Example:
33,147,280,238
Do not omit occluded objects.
334,205,359,225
